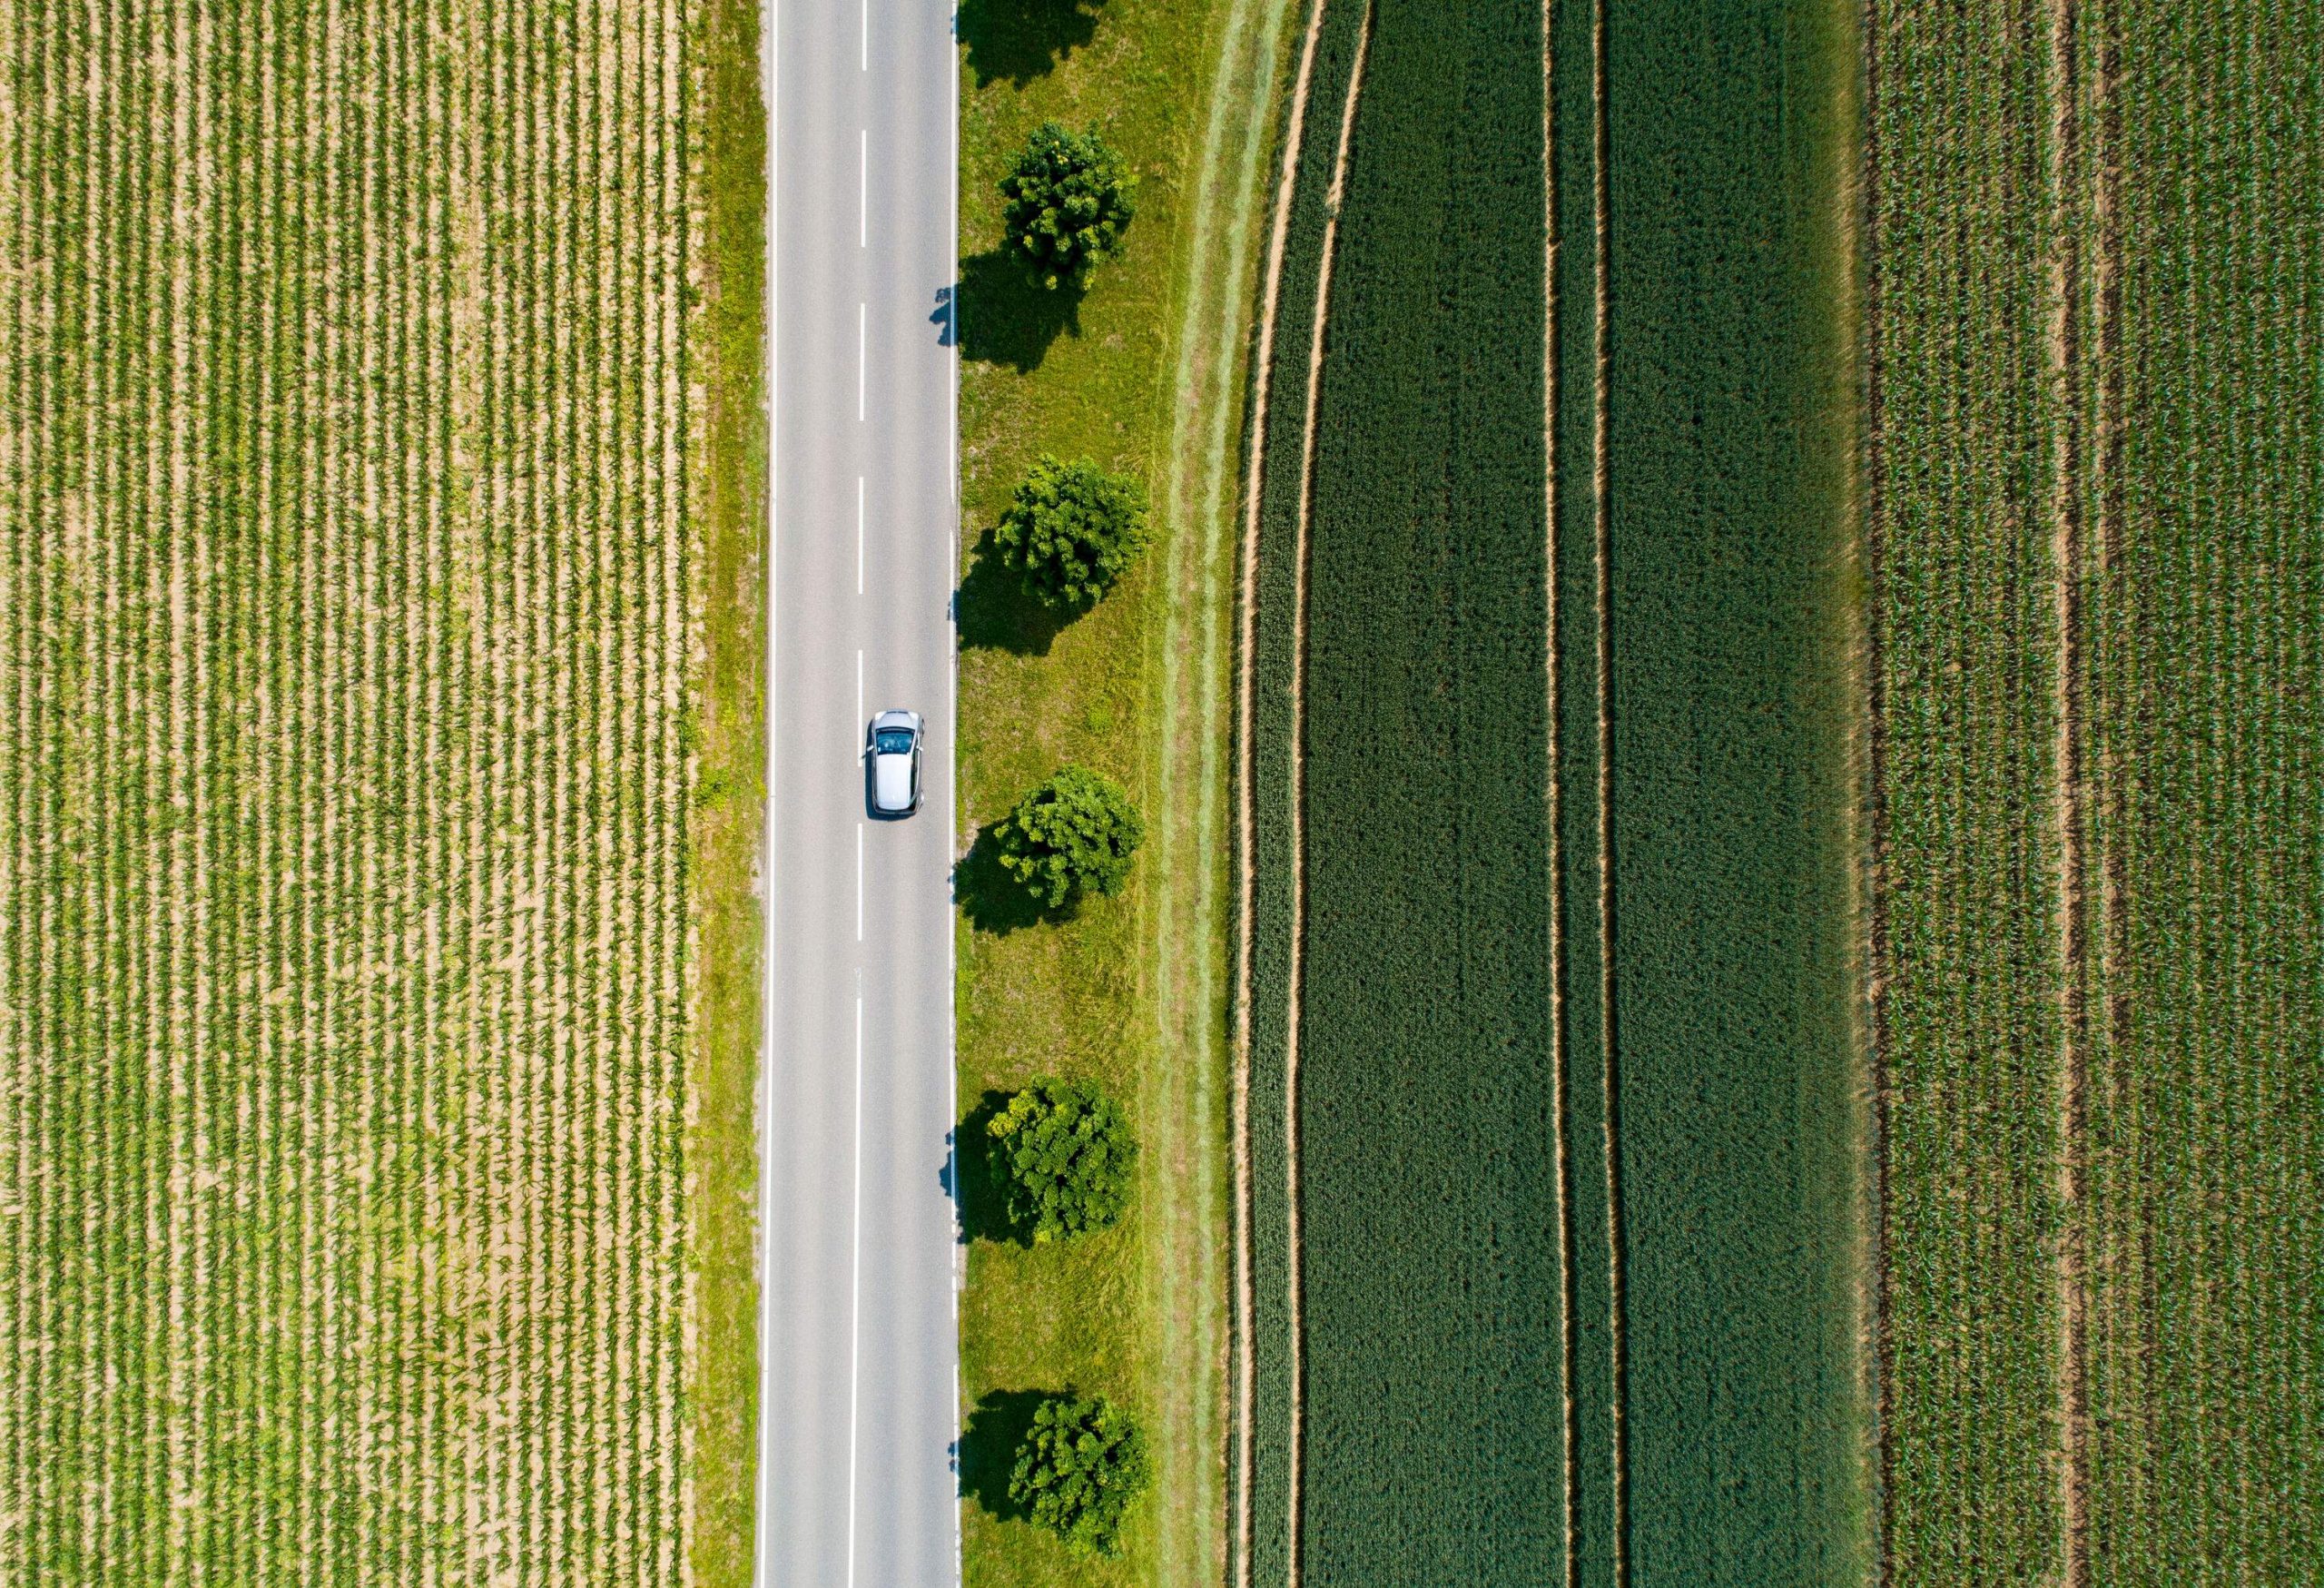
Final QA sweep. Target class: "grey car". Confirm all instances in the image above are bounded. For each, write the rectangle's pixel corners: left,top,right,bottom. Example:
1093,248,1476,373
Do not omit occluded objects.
867,709,923,817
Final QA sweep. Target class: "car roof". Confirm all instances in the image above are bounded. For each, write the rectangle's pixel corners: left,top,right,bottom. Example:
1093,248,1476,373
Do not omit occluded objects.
871,708,921,733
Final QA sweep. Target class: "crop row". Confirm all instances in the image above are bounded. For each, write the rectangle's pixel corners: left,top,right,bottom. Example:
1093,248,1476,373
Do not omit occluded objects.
1866,0,2070,1577
1871,0,2323,1578
1594,0,1869,1582
0,0,701,1583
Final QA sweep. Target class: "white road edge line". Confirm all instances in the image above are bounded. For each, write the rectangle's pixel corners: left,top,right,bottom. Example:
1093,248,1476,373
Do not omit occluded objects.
754,0,780,1581
845,991,865,1588
948,5,965,1580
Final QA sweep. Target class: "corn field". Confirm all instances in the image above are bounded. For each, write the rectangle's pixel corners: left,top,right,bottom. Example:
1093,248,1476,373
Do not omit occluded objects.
1870,0,2322,1578
0,0,715,1581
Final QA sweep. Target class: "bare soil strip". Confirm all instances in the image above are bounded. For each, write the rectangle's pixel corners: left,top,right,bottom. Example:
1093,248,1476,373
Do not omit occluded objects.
1540,0,1581,1581
1232,3,1334,1581
1590,0,1630,1575
1282,13,1373,1583
2043,0,2092,1579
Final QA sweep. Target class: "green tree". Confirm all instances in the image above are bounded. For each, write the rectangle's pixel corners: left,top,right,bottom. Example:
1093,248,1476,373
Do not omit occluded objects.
999,122,1137,289
1008,1394,1151,1556
986,1080,1137,1242
994,765,1144,908
994,454,1149,610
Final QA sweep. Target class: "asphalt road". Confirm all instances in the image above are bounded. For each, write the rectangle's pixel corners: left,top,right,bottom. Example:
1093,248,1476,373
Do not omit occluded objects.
758,1,960,1583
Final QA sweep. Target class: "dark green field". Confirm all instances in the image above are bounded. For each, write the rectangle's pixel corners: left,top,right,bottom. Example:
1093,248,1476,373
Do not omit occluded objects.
1241,0,1867,1581
1295,0,1561,1578
1578,0,1868,1578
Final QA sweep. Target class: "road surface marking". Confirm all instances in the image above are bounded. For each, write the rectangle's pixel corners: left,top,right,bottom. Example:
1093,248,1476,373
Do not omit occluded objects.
860,0,868,71
858,302,867,420
857,823,864,942
846,991,865,1588
860,130,868,248
858,477,866,593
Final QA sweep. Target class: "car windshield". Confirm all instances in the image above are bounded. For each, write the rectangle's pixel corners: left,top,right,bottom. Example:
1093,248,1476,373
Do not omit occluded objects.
874,728,914,755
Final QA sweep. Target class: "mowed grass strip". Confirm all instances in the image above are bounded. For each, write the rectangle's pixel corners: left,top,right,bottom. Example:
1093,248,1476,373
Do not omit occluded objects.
0,0,748,1580
1595,0,1870,1579
1290,1,1562,1580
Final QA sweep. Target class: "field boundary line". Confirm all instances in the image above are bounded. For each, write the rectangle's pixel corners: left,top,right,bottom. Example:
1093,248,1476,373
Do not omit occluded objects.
1590,0,1630,1574
1846,0,1898,1574
1282,9,1372,1582
1539,0,1581,1581
1230,0,1333,1579
2043,0,2093,1579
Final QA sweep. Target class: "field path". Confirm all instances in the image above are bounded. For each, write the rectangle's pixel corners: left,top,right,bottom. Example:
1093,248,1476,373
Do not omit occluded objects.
1232,8,1334,1580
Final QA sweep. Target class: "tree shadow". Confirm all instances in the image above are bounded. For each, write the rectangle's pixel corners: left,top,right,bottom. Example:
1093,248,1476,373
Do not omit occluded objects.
960,1387,1049,1521
950,1089,1030,1247
956,248,1084,374
958,529,1077,656
955,819,1075,936
958,0,1100,90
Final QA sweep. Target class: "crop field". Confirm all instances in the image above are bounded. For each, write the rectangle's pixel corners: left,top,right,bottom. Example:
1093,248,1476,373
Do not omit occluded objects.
0,0,764,1583
1237,0,1864,1583
1869,0,2323,1579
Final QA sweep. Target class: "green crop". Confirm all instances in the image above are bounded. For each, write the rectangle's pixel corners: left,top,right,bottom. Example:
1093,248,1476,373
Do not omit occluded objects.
1244,0,1867,1583
1870,0,2324,1578
0,0,731,1580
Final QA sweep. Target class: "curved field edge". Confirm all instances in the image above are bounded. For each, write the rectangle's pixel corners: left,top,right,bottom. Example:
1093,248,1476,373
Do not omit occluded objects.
686,0,770,1577
1236,1,1374,1582
951,0,1296,1582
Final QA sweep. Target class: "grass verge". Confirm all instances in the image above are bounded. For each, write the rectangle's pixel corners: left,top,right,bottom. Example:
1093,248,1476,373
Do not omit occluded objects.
686,0,768,1580
954,0,1295,1583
